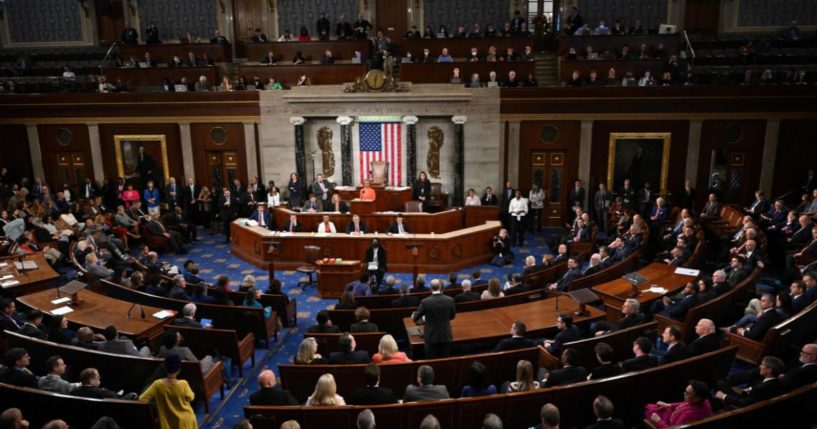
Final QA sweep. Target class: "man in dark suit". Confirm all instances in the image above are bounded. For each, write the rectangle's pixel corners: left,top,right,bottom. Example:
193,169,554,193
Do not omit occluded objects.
365,239,387,286
0,348,38,388
350,307,379,333
387,215,410,235
678,179,696,210
391,284,421,307
180,177,199,219
688,318,721,356
350,364,398,405
249,370,298,405
281,214,302,233
586,395,626,429
248,176,266,205
219,188,239,242
147,212,187,253
568,179,585,212
481,186,498,206
745,190,771,218
727,256,751,288
74,368,130,399
548,258,581,293
165,177,179,209
19,310,47,340
403,365,450,402
0,298,23,334
732,293,782,341
494,321,535,352
454,279,481,303
78,177,98,200
328,333,371,364
715,356,785,407
345,214,367,235
310,174,332,211
543,348,588,387
249,204,273,229
660,326,689,364
593,298,644,336
543,314,581,355
172,303,202,328
167,205,196,242
781,343,817,389
620,337,659,372
504,273,528,295
307,310,341,333
99,325,150,357
412,280,456,358
583,253,603,276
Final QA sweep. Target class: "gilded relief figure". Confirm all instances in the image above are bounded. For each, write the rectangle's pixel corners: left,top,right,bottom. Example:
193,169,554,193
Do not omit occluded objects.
427,126,444,178
317,126,335,177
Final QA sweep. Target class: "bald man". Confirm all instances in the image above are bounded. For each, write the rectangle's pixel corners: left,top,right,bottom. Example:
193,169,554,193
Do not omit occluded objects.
688,318,721,356
249,369,298,405
780,343,817,389
0,408,29,429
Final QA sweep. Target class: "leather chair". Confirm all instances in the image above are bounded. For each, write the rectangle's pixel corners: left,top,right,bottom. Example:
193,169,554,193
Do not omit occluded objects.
296,245,322,290
405,201,423,213
370,161,389,186
426,182,449,212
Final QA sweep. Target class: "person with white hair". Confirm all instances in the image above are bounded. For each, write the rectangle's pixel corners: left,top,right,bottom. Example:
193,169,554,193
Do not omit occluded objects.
688,318,721,355
173,303,201,327
583,253,603,276
357,409,376,429
454,279,479,302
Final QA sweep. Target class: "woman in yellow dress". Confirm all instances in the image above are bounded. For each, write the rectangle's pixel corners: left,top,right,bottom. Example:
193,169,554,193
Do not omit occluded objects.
139,355,198,429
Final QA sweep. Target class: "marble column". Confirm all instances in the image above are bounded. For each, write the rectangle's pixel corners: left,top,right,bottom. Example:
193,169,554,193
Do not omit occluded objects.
243,122,258,180
86,124,105,183
178,122,195,180
686,120,703,185
506,121,521,185
759,120,780,196
290,117,307,195
26,125,44,180
403,116,419,185
452,116,468,206
578,120,594,209
337,116,354,186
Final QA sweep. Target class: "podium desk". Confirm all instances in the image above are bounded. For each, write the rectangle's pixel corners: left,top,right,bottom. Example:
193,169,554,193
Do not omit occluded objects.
17,288,172,341
316,259,362,298
0,253,59,297
334,186,413,212
591,263,698,322
464,205,501,228
231,220,500,273
271,207,464,234
403,295,605,358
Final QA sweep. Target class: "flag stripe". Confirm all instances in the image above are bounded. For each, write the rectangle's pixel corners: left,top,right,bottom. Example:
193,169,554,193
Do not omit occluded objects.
359,122,402,186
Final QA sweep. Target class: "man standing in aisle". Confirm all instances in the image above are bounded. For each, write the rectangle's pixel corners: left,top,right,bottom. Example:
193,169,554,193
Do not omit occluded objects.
220,187,238,243
509,190,529,246
412,279,455,358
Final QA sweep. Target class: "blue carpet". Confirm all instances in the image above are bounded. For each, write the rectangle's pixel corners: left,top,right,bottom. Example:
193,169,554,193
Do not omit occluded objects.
150,228,561,428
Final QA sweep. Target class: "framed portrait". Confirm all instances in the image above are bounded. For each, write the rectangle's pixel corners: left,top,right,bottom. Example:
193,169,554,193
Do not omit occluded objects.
607,133,671,194
114,135,170,189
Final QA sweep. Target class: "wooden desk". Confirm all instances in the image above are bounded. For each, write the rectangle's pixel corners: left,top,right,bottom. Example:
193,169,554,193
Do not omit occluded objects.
399,61,537,84
271,207,463,234
17,288,171,341
235,64,366,87
397,37,534,59
102,66,218,88
559,59,665,82
243,40,372,63
591,263,697,322
334,186,413,212
557,34,681,56
316,259,362,298
402,295,605,358
119,42,232,63
231,220,501,273
463,205,500,227
0,253,59,297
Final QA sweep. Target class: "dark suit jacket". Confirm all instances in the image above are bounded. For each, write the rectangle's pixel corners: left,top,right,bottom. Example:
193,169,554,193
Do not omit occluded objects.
307,325,340,334
454,291,481,303
74,385,121,399
219,195,238,220
403,384,450,402
555,268,581,291
663,295,698,321
589,363,622,380
249,210,273,229
0,368,38,388
481,194,498,205
412,180,431,201
689,334,721,356
744,308,783,341
391,295,421,308
350,385,398,405
249,386,299,406
548,325,581,354
611,313,645,332
328,350,370,364
20,324,47,340
661,343,690,363
504,283,529,295
544,365,588,387
345,220,368,234
620,355,659,372
494,336,534,352
585,418,626,429
350,321,379,333
281,220,302,232
413,293,456,344
781,363,817,389
728,266,750,288
365,246,387,272
387,222,410,234
723,378,783,407
172,317,202,328
568,187,585,208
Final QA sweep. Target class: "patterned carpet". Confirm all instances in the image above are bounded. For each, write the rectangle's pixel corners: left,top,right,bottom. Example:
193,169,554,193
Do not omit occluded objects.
154,228,561,429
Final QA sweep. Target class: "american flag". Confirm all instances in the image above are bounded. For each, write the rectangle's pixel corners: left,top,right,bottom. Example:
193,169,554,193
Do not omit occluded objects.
359,122,402,185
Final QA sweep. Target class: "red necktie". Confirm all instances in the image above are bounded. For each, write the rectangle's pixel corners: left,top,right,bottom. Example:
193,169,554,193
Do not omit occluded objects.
325,223,330,233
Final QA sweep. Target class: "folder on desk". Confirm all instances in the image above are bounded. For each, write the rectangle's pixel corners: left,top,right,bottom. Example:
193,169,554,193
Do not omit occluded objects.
622,272,648,286
405,326,423,337
14,261,38,271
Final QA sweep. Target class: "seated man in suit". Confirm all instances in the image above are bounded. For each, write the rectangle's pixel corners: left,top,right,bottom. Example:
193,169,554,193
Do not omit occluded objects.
146,212,188,254
350,364,398,405
350,306,379,333
391,283,420,307
592,298,644,336
249,369,298,405
19,310,47,340
543,314,581,355
377,275,399,295
85,252,114,280
249,204,273,229
99,325,151,357
307,310,341,333
547,258,581,293
454,279,481,302
168,275,192,301
0,348,38,388
688,318,722,356
780,343,817,389
346,214,367,235
281,214,302,233
588,343,623,380
587,395,626,429
504,273,529,295
172,303,203,328
620,337,659,372
543,348,588,387
494,320,534,352
387,215,410,235
329,333,371,364
404,365,450,402
714,355,785,407
0,298,23,333
74,367,134,399
302,194,321,212
660,326,689,364
583,253,603,276
730,293,783,341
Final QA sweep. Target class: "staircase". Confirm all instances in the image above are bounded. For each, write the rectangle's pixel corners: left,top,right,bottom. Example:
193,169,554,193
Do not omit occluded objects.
536,51,560,86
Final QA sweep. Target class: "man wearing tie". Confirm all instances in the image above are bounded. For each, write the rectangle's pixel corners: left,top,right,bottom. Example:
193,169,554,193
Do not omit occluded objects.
745,190,770,218
387,215,410,235
317,215,337,234
220,188,238,243
79,177,97,200
508,190,529,246
365,238,388,287
282,214,302,232
346,214,367,235
303,194,320,212
311,174,333,211
249,176,266,204
249,204,272,229
0,298,23,333
548,258,581,293
593,183,610,234
181,177,198,222
166,177,179,210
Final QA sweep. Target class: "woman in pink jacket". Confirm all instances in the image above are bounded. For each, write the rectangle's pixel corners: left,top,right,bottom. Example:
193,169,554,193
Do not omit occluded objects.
644,380,713,427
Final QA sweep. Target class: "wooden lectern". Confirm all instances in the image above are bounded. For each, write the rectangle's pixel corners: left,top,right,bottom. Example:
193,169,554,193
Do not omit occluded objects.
567,288,601,317
404,241,425,286
267,239,282,281
58,280,86,306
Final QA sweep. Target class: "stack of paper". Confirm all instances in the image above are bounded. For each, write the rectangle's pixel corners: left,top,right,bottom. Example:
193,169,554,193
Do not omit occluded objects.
51,306,74,316
153,310,174,319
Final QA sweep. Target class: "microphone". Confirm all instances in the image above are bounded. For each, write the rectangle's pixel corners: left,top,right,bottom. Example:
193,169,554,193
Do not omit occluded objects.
140,304,146,320
126,302,136,319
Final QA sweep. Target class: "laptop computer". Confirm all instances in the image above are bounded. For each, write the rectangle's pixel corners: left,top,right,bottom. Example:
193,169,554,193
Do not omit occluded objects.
174,84,188,92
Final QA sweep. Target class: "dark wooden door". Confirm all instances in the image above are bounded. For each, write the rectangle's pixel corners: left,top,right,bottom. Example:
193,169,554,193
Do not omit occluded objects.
684,0,720,34
375,0,408,40
708,149,749,205
233,0,266,57
96,0,126,44
529,151,566,226
54,152,90,192
205,151,240,192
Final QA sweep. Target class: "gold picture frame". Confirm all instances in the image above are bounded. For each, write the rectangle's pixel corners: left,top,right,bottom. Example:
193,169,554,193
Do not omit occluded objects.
607,133,671,194
114,134,170,186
